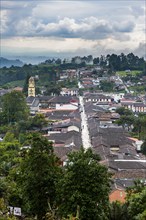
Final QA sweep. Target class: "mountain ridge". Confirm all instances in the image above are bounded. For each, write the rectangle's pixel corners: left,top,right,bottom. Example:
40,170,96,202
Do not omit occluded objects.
0,57,24,68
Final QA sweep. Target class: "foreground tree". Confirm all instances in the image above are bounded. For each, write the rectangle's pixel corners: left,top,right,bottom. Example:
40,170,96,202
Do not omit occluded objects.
0,132,20,176
127,187,146,220
108,201,129,220
17,133,61,220
56,148,111,220
125,180,146,220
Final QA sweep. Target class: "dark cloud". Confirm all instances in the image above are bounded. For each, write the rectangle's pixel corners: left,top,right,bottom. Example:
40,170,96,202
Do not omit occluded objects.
1,0,145,58
1,0,143,40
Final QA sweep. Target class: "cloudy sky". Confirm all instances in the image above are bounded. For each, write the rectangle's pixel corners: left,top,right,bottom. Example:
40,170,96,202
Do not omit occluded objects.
1,0,146,58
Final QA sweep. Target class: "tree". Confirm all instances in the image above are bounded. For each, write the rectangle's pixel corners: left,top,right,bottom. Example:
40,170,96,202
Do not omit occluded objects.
133,114,146,139
56,148,111,220
124,180,146,220
55,58,62,65
93,57,100,65
135,210,146,220
108,54,121,71
23,72,30,96
0,111,7,126
100,81,114,92
44,82,61,96
1,91,29,124
18,133,61,220
108,201,129,220
115,115,135,131
116,107,133,116
127,187,146,219
30,113,48,131
0,132,20,176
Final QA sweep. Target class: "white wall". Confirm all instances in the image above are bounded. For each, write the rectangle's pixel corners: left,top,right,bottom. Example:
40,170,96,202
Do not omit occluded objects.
68,126,79,132
56,103,78,110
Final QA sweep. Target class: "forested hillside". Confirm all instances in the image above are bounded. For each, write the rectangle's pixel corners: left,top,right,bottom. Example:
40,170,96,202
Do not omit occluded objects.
0,53,145,87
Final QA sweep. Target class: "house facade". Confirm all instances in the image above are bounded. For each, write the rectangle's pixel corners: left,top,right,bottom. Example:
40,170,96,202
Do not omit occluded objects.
84,93,112,103
60,88,79,96
121,100,146,113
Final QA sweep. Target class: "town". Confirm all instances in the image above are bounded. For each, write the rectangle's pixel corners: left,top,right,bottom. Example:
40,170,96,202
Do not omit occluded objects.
0,53,146,219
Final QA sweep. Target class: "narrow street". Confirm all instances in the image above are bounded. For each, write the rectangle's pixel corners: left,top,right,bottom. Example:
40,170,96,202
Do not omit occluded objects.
117,75,130,93
79,96,92,149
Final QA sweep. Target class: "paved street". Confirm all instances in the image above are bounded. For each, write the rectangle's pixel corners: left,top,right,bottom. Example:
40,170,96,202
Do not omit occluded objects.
117,75,130,93
79,95,92,149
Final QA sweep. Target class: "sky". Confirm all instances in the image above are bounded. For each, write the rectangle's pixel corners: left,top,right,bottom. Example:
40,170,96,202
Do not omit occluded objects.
0,0,146,59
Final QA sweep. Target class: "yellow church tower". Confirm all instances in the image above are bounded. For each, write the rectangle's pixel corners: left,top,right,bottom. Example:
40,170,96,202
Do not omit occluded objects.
28,77,35,97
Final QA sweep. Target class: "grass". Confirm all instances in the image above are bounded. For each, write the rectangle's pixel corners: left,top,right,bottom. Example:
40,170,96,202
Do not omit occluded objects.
129,85,146,94
2,80,25,88
116,70,141,77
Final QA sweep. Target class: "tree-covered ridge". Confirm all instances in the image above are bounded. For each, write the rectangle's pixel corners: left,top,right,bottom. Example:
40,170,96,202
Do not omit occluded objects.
0,53,145,87
106,53,145,71
0,64,57,87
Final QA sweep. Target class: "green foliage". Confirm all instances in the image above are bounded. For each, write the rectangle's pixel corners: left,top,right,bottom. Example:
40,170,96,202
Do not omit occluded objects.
124,181,146,220
0,198,7,214
0,133,20,176
127,187,146,220
117,70,141,77
44,82,61,96
0,179,7,198
23,73,30,96
0,64,57,87
17,114,48,133
115,107,135,130
2,80,25,89
0,53,145,89
3,132,17,143
116,107,133,116
108,181,146,220
56,148,111,220
133,114,146,139
116,115,135,130
107,53,145,71
100,81,114,92
30,114,48,131
0,112,8,126
108,201,129,220
58,79,78,89
17,133,61,220
135,210,146,220
1,91,29,124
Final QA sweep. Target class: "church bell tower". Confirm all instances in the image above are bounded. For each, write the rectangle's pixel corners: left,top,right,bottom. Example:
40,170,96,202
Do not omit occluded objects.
28,77,35,97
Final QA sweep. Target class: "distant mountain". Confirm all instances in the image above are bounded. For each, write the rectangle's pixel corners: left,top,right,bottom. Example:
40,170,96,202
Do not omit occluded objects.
14,56,57,65
0,57,24,68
